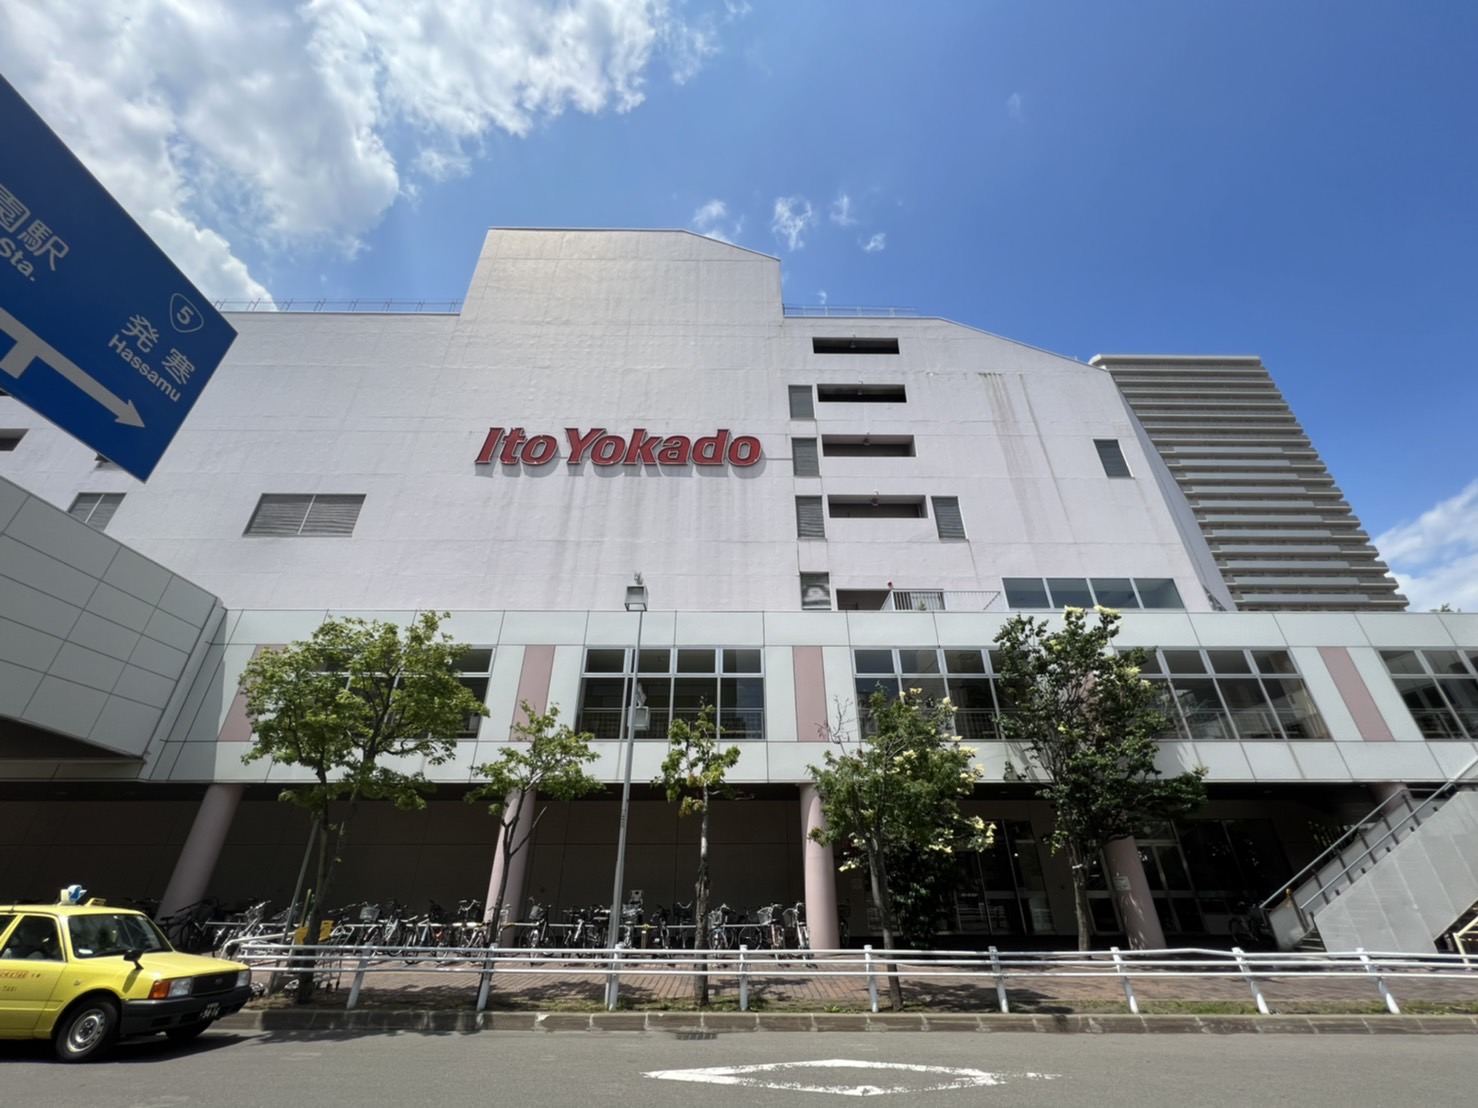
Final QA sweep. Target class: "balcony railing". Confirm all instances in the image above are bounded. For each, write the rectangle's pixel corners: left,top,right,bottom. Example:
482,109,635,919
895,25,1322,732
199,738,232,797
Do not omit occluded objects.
879,590,1004,612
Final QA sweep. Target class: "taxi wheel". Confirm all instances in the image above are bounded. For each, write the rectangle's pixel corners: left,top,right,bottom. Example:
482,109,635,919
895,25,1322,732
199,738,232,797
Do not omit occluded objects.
166,1021,210,1044
54,996,119,1063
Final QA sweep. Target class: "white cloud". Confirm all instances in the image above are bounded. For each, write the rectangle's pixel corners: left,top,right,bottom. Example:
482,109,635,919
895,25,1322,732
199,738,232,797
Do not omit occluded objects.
830,193,856,226
1007,91,1024,122
818,289,828,305
860,232,886,253
0,1,729,300
1375,479,1478,611
690,199,742,244
771,195,816,251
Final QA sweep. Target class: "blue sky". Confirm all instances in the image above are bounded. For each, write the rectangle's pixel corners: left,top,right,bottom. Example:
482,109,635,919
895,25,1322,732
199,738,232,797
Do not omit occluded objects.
2,1,1475,607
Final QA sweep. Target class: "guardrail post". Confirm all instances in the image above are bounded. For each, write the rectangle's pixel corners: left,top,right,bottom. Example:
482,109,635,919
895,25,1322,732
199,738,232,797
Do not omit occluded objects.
739,945,750,1012
1231,947,1270,1015
864,945,879,1014
605,943,625,1011
476,942,498,1012
1357,948,1400,1014
1110,947,1139,1014
345,948,371,1009
988,946,1009,1013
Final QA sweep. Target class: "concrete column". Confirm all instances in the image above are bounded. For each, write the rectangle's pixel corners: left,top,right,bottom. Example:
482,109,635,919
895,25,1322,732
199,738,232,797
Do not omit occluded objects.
1369,781,1411,808
1103,836,1166,950
484,789,535,942
799,784,839,949
157,783,244,921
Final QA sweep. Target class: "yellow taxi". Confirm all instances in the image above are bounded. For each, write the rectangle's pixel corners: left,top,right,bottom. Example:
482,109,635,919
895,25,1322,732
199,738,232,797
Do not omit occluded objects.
0,899,252,1061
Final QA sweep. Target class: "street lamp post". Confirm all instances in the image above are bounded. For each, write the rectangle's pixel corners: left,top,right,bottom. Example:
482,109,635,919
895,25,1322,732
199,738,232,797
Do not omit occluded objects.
605,576,647,1008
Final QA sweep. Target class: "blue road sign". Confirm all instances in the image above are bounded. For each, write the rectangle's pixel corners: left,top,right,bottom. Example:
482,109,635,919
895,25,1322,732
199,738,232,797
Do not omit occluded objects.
0,76,236,481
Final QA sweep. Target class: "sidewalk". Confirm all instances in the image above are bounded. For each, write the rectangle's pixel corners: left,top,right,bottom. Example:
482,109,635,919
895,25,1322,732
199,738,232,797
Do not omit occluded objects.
236,953,1478,1021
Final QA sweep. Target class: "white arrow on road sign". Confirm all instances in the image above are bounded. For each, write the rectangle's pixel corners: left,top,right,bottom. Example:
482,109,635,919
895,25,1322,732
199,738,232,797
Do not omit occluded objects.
645,1059,1059,1097
0,305,144,427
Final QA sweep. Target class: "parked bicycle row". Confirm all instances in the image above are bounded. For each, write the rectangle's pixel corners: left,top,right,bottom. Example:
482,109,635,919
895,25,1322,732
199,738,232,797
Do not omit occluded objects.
513,899,827,952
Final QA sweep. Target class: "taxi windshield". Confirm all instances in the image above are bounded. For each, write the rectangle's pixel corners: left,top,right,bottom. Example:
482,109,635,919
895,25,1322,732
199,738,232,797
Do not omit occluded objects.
67,913,171,958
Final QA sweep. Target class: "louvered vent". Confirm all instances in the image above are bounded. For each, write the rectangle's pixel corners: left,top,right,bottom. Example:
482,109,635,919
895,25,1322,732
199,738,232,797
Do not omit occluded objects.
796,496,825,539
246,494,365,536
932,496,965,540
789,385,815,419
792,438,819,477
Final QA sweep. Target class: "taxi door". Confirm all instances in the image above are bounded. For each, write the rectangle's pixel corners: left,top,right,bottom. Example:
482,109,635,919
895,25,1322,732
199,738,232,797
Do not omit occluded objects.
0,914,70,1034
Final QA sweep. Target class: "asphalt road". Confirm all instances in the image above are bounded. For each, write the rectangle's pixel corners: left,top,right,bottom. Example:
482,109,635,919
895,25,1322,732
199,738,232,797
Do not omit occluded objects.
3,1028,1476,1107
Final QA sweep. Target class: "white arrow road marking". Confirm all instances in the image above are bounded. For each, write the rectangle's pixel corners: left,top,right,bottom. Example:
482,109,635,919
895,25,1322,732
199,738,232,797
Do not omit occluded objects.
645,1058,1059,1097
0,305,145,426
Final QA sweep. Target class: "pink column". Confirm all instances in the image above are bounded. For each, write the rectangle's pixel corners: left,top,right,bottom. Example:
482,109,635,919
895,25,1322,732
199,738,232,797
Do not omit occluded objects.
1102,836,1166,950
484,789,535,943
799,784,839,949
157,783,244,921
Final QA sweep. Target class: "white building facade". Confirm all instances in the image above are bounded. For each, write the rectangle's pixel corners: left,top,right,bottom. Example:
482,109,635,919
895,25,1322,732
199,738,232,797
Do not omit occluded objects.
1,230,1474,949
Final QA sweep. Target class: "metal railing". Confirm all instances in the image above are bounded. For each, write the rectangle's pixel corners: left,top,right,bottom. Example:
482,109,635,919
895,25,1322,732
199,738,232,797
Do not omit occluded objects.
879,589,1003,612
1262,754,1478,946
575,707,765,742
223,939,1477,1015
212,299,462,314
782,305,918,318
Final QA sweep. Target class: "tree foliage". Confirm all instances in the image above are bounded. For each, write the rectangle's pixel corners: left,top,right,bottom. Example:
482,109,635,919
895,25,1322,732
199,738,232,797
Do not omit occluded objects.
807,689,990,1010
466,701,602,942
241,611,487,996
655,702,741,1006
993,607,1207,949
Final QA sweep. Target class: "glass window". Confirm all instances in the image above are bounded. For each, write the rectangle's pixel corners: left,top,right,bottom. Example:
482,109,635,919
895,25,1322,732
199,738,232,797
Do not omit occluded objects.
677,649,716,673
1251,650,1296,675
1262,678,1329,740
1135,579,1183,608
1,915,63,961
724,649,762,674
897,649,942,675
1090,578,1139,609
854,650,895,674
1427,651,1468,676
1380,650,1425,676
788,385,814,419
1094,439,1132,478
454,649,493,673
584,649,625,673
1162,650,1207,674
944,650,986,674
638,649,672,674
1003,578,1051,609
1207,650,1253,675
1046,578,1093,608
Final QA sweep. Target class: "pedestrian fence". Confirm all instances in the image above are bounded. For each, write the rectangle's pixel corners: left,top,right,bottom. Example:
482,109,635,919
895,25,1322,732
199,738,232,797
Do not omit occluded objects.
220,938,1478,1016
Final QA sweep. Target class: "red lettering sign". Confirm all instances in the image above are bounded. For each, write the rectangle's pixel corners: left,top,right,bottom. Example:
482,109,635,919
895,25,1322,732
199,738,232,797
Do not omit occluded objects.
474,427,763,468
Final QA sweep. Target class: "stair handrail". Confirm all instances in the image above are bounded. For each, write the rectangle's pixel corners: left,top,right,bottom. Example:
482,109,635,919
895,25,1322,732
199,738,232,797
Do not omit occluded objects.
1262,753,1478,917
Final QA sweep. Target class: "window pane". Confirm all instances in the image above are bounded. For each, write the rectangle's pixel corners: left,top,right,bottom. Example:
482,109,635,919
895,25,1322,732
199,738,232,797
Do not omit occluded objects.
723,649,762,674
457,678,489,737
897,649,942,675
1380,650,1425,675
1003,578,1050,609
1393,678,1462,738
1262,678,1329,740
856,676,900,704
1162,650,1207,674
1207,650,1252,675
1427,651,1466,676
1441,678,1478,737
585,649,626,673
944,649,985,674
719,677,765,740
455,649,493,672
638,649,671,674
1170,678,1232,740
854,650,895,675
677,649,716,674
1135,578,1183,608
1046,578,1093,608
1094,439,1131,478
788,385,814,419
1218,678,1277,739
947,678,997,740
1090,578,1139,608
1252,650,1296,675
1136,651,1164,675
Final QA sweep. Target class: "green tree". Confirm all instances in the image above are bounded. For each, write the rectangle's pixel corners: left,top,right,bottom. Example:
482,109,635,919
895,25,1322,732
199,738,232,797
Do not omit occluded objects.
240,611,487,998
993,607,1207,950
466,701,602,943
807,688,990,1011
654,702,741,1006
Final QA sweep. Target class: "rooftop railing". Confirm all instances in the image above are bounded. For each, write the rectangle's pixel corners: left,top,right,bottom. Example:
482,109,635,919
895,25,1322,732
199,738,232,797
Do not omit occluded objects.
213,299,462,313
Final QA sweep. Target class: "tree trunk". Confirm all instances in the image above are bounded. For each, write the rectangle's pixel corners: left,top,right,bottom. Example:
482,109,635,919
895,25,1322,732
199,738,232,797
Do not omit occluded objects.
693,800,711,1006
1067,839,1093,952
296,821,333,1002
867,837,904,1012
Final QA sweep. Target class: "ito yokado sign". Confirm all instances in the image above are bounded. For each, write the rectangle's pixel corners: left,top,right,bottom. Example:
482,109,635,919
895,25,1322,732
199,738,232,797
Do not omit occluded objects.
0,76,236,481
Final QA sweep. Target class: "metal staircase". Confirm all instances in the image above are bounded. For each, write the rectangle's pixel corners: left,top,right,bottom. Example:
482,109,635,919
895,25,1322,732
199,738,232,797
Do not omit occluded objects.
1262,755,1478,951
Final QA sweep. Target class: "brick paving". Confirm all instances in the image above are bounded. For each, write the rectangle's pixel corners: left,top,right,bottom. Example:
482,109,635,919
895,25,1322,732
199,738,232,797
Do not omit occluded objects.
252,950,1478,1015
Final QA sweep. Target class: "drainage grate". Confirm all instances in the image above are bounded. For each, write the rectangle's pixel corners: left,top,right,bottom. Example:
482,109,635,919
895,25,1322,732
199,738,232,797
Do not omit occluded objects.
674,1031,717,1041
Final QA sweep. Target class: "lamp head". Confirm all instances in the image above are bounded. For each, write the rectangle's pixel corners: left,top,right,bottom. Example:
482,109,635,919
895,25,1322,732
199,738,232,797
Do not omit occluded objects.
624,580,648,611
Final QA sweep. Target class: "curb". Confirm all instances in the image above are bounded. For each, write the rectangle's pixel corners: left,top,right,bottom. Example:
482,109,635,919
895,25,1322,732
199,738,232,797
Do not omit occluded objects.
216,1010,1478,1035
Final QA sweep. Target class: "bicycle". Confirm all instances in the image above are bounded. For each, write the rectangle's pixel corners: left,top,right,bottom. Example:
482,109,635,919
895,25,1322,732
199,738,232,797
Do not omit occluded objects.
1227,901,1274,950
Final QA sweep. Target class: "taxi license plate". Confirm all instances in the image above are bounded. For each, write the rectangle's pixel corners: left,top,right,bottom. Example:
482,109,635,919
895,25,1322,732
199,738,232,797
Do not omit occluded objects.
200,1002,221,1020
